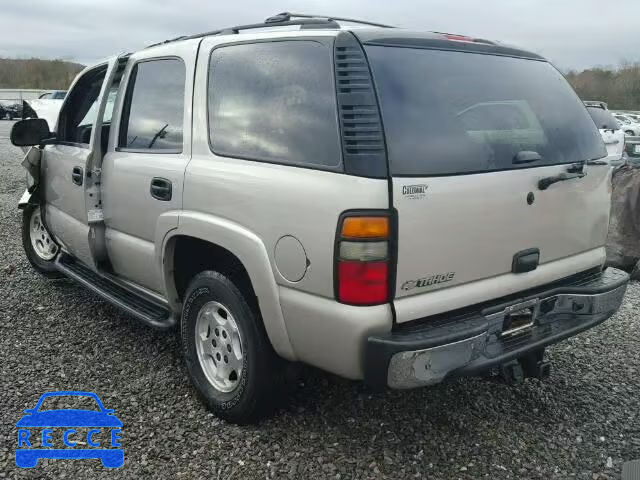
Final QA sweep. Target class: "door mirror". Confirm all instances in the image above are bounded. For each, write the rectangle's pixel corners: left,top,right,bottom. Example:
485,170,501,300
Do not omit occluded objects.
10,119,53,147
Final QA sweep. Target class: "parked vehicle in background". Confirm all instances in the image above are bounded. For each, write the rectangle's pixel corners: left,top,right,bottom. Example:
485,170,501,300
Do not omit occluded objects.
22,94,65,129
623,113,640,124
10,12,629,423
38,90,67,100
614,114,640,136
584,101,625,166
625,135,640,165
0,101,23,120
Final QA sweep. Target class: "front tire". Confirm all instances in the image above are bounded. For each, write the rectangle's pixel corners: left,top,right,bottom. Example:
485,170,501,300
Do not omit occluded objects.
181,271,283,424
21,205,63,278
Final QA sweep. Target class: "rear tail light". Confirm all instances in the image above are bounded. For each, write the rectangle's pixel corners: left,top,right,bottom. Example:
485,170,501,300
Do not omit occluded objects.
335,214,391,305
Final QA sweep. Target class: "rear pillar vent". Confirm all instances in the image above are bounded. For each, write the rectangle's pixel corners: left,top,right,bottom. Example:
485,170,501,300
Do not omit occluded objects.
334,32,388,178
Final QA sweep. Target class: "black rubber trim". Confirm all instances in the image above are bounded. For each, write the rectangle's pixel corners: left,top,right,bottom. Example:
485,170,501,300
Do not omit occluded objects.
56,254,176,330
363,267,629,389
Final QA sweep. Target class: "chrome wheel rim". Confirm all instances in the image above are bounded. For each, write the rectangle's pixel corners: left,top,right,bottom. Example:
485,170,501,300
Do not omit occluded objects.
30,208,57,261
195,301,244,393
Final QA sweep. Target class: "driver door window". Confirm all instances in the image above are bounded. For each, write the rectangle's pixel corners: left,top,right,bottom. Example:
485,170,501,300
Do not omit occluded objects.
57,68,106,145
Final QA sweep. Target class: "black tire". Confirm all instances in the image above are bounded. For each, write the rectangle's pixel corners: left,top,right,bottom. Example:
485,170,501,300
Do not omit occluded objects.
181,270,284,424
631,261,640,281
21,205,63,278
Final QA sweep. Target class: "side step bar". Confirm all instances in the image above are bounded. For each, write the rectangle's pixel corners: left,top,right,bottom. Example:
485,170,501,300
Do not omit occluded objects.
55,254,176,330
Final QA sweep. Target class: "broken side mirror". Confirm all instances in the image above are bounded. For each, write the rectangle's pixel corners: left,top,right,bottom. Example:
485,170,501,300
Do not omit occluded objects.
10,118,53,147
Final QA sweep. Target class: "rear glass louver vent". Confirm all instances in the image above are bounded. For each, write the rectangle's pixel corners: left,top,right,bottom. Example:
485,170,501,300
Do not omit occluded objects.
334,32,388,178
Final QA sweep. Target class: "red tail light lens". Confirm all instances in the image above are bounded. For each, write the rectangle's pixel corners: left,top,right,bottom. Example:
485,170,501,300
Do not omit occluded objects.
338,261,388,305
335,214,391,305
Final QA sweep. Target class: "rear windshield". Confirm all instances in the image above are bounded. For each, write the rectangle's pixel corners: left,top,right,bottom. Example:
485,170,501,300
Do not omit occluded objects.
587,106,620,130
365,46,607,176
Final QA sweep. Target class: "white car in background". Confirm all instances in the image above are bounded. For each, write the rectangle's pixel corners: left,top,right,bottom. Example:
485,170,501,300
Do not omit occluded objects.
585,102,625,166
22,90,67,129
623,113,640,123
613,114,640,136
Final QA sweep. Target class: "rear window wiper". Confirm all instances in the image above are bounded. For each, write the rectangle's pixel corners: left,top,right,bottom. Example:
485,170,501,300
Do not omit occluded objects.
538,171,586,190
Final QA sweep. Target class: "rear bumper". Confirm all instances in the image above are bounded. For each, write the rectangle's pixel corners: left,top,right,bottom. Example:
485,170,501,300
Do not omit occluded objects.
364,268,629,389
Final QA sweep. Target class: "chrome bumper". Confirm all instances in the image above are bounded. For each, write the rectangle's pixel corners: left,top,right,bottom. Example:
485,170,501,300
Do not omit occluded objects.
365,268,629,389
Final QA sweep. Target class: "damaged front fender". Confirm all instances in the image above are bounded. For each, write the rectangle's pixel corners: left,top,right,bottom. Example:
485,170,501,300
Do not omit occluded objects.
18,147,42,210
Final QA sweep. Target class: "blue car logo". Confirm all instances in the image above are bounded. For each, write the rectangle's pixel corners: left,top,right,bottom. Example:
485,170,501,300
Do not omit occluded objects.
15,391,123,468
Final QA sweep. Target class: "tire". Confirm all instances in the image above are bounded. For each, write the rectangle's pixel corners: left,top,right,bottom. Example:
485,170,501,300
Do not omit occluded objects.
625,130,635,136
181,270,284,424
21,205,63,278
631,261,640,281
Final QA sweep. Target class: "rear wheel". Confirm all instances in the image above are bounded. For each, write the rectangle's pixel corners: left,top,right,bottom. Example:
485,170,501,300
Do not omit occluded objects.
21,205,63,278
631,261,640,281
181,271,283,424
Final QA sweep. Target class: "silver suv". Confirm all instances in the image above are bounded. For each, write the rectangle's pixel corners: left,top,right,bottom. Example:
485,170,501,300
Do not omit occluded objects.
11,13,630,423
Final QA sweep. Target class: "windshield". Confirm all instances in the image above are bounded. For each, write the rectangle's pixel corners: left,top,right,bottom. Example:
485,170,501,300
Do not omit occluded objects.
587,106,620,130
365,46,606,176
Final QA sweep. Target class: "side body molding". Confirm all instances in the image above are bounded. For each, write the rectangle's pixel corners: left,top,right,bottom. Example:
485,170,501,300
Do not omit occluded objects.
162,211,297,361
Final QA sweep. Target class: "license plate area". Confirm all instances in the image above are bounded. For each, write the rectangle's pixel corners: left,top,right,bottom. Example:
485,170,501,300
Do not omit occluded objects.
499,299,539,337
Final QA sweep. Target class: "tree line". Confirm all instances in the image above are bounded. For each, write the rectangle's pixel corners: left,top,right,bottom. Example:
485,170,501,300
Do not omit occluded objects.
0,58,84,90
563,63,640,110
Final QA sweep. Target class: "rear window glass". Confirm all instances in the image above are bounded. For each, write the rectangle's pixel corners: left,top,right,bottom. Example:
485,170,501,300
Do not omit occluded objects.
365,46,606,176
587,106,620,130
207,41,341,169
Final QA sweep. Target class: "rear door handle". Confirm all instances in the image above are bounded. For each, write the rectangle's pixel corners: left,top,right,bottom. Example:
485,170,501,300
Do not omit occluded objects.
150,177,172,201
71,166,83,186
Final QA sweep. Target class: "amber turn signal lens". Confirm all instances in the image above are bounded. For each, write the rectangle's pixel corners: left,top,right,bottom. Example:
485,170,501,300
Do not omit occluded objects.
341,217,389,239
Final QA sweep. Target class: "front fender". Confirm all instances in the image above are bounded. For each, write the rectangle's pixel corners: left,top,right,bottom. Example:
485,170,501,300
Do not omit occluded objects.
163,211,297,361
18,188,32,210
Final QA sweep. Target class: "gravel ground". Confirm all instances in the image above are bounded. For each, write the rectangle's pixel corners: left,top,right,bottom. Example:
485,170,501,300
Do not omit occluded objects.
0,120,639,479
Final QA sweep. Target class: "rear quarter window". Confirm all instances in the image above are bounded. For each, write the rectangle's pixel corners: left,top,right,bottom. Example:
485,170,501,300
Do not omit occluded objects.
207,40,342,169
365,46,606,176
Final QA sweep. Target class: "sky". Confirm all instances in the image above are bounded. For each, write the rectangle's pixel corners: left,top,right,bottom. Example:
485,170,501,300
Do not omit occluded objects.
0,0,637,71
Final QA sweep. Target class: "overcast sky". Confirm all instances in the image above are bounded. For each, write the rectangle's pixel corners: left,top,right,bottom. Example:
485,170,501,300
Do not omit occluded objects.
1,0,637,71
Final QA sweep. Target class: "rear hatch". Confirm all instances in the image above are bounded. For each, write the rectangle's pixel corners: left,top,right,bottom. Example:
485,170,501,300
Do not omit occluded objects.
364,43,611,322
586,106,625,165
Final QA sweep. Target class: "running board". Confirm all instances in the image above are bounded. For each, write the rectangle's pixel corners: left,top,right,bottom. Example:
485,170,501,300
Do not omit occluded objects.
55,254,176,330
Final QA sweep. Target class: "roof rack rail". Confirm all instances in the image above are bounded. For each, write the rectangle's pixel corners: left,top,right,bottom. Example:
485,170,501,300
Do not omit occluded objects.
265,12,395,29
146,12,394,48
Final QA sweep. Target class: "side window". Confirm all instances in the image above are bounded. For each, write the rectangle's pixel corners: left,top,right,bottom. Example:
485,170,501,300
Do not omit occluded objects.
119,58,185,152
208,41,341,169
58,67,107,145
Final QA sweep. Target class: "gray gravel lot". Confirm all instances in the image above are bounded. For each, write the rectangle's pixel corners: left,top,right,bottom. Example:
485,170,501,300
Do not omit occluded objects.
0,120,639,479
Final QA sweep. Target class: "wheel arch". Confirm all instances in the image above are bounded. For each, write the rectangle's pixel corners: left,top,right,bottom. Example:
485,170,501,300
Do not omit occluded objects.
162,212,296,361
